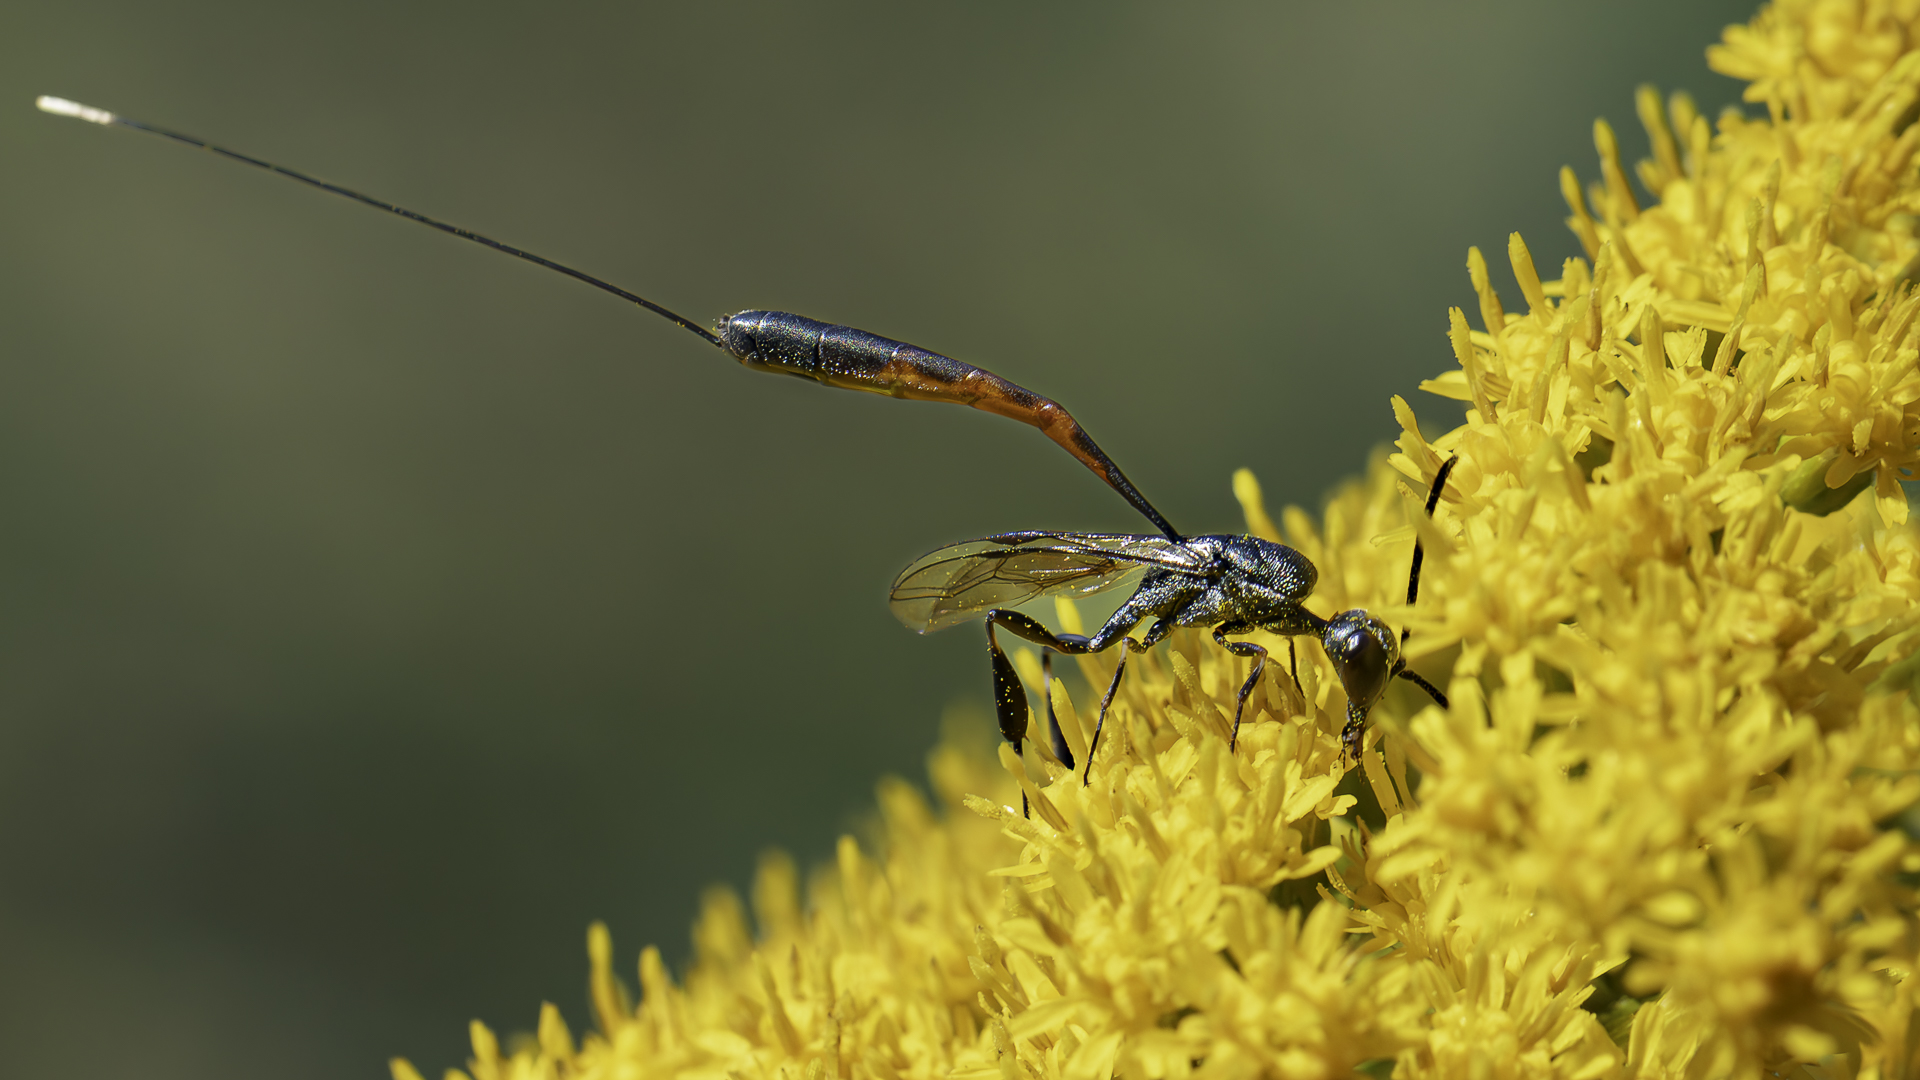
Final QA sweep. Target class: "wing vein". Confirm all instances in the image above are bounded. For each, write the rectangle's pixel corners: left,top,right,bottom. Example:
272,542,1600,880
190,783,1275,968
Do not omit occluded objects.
888,532,1205,633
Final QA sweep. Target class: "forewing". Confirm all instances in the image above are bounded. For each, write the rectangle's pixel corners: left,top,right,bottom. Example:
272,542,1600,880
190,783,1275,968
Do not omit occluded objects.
888,533,1203,633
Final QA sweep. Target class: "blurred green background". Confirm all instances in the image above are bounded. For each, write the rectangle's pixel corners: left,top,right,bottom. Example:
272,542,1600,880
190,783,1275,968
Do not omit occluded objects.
0,2,1752,1075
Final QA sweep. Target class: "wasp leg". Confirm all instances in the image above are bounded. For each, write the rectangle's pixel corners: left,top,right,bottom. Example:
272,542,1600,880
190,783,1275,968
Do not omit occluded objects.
1340,702,1367,762
1289,639,1300,698
984,609,1150,786
985,617,1031,752
1075,614,1186,783
1040,649,1075,770
985,610,1104,755
1211,623,1266,750
982,618,1035,820
1082,638,1135,785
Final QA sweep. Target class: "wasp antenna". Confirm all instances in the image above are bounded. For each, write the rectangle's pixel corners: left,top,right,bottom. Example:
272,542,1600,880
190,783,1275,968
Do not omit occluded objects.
33,94,725,349
1396,667,1449,709
1401,454,1458,647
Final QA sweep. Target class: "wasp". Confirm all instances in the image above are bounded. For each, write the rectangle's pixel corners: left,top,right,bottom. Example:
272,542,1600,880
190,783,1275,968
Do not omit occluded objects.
891,457,1453,775
36,96,1453,775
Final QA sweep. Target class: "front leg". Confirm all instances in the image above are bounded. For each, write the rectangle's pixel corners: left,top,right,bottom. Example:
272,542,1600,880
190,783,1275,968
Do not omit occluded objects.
1340,701,1367,762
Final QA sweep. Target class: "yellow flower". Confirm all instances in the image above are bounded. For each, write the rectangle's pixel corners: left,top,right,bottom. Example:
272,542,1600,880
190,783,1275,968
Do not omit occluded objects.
394,2,1920,1077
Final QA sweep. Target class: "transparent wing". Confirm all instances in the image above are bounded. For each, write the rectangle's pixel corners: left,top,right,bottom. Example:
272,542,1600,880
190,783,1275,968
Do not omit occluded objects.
888,532,1207,633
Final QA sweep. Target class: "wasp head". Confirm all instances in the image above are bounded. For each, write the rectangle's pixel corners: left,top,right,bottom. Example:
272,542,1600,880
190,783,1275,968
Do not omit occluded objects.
1321,610,1400,758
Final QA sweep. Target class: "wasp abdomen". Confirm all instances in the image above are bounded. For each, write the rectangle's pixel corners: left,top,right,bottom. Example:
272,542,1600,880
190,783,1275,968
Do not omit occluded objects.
717,310,1179,541
720,310,1000,396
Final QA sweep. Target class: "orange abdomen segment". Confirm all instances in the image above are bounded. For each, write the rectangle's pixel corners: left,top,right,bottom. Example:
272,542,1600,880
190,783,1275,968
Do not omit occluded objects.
718,311,1177,540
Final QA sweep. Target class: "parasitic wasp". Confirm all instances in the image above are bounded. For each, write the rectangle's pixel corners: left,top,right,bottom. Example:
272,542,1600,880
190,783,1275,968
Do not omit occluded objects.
35,95,1454,781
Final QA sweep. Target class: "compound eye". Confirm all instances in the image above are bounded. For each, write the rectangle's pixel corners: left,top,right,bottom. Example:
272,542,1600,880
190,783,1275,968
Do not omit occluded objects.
1323,612,1395,717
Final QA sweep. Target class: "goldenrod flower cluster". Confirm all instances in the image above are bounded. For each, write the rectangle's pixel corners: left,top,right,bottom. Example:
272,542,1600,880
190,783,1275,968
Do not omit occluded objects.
395,2,1920,1077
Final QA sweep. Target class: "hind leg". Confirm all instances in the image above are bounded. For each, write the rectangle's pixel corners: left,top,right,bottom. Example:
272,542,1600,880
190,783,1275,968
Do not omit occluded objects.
986,611,1095,750
986,608,1161,786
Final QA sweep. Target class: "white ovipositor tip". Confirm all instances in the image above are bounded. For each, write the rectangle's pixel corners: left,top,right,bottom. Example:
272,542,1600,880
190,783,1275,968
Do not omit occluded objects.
36,96,118,126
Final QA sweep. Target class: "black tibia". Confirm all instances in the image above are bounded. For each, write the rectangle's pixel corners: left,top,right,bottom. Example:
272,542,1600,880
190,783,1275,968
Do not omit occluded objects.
1288,639,1300,697
1040,650,1075,769
985,610,1102,758
1211,623,1267,750
982,608,1145,787
986,620,1029,749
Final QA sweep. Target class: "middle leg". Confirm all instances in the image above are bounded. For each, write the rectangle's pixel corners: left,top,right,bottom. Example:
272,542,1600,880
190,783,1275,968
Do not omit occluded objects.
1039,649,1074,769
1212,622,1267,750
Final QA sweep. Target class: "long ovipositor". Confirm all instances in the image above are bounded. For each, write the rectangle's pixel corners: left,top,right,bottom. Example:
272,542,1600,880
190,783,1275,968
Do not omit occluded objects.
717,310,1177,540
33,95,1180,542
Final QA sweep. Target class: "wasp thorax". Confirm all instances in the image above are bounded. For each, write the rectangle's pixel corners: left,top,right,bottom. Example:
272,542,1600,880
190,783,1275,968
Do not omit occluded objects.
1322,610,1399,718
